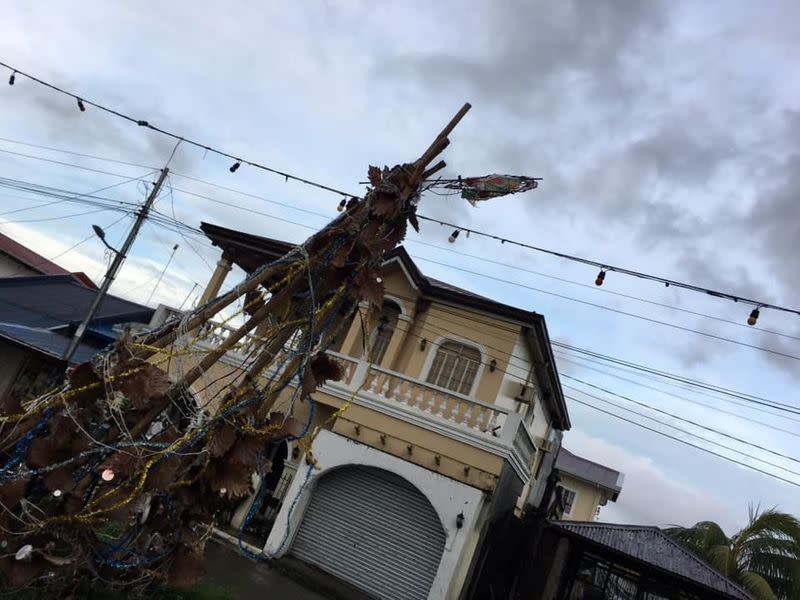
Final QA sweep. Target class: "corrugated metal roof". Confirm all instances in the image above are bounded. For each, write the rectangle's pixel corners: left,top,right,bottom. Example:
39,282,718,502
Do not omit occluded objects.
0,231,97,288
553,521,753,600
0,322,100,364
556,448,623,493
0,275,151,328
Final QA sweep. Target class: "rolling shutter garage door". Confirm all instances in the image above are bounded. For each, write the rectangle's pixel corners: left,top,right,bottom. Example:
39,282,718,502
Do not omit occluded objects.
291,466,446,600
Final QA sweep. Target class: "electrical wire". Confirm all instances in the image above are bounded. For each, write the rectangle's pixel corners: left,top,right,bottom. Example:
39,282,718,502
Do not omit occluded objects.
2,142,794,456
554,341,798,412
166,171,797,341
553,352,800,435
0,135,157,170
566,386,800,478
565,395,800,488
0,212,131,277
2,60,796,319
1,207,121,224
310,286,800,463
390,311,800,462
362,286,800,417
155,186,800,362
416,214,800,317
562,375,800,462
4,138,798,353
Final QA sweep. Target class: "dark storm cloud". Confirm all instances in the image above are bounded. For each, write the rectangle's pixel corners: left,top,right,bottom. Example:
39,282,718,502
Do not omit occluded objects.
375,0,667,115
749,152,800,295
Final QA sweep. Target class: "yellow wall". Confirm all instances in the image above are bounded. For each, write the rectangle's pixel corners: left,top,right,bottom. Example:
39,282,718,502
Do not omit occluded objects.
334,261,525,408
559,473,610,522
169,254,535,493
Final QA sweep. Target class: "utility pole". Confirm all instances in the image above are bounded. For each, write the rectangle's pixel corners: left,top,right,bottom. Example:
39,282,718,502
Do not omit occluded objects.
63,168,169,362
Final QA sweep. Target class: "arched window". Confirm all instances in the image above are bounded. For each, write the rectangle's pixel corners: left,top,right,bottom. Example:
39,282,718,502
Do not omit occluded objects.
426,340,482,395
368,302,402,365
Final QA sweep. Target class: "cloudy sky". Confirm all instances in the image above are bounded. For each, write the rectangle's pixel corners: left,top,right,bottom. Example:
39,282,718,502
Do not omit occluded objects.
0,1,798,533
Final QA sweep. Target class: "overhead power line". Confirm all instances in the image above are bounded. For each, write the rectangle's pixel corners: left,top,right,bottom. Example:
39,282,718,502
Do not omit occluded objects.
368,288,799,418
417,214,800,318
4,139,797,344
566,395,800,488
348,307,800,477
567,387,800,478
2,60,797,321
562,375,800,462
10,149,793,360
554,352,800,434
368,303,800,462
554,342,798,413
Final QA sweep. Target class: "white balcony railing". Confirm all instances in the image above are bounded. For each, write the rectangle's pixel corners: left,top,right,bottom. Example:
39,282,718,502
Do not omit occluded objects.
182,319,531,456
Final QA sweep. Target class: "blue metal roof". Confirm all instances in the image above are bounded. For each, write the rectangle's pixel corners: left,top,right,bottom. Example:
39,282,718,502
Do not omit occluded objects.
0,275,152,328
0,322,100,364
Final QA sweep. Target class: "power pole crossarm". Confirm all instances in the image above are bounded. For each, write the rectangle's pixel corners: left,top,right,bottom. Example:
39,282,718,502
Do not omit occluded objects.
63,168,169,362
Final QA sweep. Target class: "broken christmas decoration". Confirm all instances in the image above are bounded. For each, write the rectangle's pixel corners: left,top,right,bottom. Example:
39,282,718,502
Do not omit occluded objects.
444,173,540,204
0,103,472,593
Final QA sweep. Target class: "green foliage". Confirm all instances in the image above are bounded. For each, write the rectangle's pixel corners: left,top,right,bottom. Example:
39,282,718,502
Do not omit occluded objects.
666,506,800,600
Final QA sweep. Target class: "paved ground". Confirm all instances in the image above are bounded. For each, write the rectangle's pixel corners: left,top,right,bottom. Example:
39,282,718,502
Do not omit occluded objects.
204,539,329,600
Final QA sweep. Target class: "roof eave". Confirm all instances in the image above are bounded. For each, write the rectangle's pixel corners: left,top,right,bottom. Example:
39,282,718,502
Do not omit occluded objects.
525,324,570,430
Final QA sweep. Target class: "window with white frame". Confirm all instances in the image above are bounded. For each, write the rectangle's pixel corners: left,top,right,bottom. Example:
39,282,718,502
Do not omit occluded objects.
560,487,577,515
425,340,482,395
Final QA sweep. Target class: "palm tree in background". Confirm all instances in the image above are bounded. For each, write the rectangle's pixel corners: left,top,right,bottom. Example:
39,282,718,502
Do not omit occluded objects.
665,507,800,600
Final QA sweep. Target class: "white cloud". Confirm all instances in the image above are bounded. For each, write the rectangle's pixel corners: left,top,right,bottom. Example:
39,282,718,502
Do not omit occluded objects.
0,218,200,309
565,429,741,532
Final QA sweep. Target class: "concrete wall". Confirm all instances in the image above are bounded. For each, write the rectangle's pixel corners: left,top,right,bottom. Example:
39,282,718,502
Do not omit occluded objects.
266,429,487,600
558,473,605,521
0,253,38,278
0,339,28,400
399,303,519,404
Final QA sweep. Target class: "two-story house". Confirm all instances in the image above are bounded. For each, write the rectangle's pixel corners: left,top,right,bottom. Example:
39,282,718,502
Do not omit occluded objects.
150,221,571,600
553,448,624,521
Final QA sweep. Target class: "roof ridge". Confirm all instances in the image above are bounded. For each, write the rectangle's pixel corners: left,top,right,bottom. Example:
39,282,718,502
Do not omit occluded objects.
560,448,621,474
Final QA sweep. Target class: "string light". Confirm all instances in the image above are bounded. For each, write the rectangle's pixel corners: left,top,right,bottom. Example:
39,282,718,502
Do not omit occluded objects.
77,98,86,112
2,60,797,320
337,198,346,212
8,71,14,85
448,230,460,243
15,545,33,561
229,161,241,173
101,468,115,482
747,308,760,326
595,269,606,286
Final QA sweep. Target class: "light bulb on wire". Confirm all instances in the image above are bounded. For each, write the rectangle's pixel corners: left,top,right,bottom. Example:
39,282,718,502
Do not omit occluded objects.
229,161,241,173
595,269,606,286
448,230,460,243
77,98,86,112
747,307,760,326
337,198,347,212
8,71,15,86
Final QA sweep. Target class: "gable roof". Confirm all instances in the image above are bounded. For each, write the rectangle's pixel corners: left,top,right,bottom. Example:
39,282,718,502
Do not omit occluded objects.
199,221,570,429
556,448,623,498
552,521,753,600
0,231,97,289
0,275,152,328
0,322,100,364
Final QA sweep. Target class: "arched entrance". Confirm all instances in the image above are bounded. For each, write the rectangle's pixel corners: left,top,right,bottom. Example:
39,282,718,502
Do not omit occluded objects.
291,466,446,600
